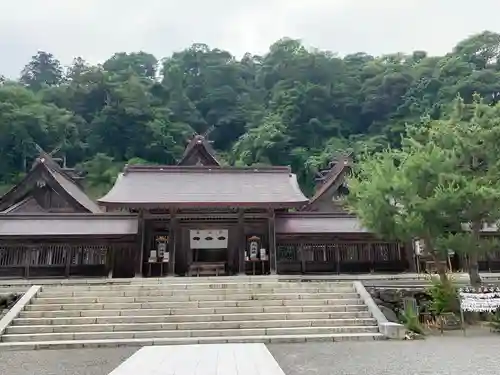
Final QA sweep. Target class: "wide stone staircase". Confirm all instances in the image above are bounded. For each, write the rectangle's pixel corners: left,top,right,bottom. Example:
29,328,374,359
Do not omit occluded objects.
0,279,384,349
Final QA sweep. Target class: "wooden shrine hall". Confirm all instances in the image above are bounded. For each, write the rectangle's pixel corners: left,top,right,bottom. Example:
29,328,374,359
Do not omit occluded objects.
0,134,489,279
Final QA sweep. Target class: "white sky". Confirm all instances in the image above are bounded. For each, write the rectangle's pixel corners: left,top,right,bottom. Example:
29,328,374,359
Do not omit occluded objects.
1,0,499,78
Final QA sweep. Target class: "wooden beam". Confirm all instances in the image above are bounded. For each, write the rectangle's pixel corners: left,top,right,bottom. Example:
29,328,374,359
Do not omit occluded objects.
268,209,277,274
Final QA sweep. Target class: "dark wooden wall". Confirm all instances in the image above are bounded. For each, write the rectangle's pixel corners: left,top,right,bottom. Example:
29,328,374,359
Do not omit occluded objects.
276,235,409,274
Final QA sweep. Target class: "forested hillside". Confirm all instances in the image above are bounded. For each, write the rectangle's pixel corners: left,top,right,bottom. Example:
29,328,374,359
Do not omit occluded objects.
1,31,500,197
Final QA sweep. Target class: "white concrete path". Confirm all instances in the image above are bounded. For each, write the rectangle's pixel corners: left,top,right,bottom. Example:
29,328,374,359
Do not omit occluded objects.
108,343,286,375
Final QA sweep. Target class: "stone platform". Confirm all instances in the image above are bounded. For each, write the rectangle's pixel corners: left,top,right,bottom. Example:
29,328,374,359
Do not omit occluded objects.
109,343,285,375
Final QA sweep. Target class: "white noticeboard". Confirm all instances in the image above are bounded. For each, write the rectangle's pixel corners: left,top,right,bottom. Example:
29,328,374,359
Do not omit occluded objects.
459,287,500,312
190,229,228,249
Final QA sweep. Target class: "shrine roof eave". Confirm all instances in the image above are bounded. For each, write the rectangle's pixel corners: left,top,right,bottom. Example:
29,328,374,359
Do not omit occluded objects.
275,213,370,234
0,213,138,237
99,201,307,210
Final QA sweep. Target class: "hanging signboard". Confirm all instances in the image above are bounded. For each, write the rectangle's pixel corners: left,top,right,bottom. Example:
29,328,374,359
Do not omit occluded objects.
190,229,228,249
459,286,500,312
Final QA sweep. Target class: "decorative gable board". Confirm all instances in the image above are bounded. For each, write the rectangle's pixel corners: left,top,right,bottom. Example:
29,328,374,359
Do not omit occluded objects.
306,167,350,213
0,159,98,214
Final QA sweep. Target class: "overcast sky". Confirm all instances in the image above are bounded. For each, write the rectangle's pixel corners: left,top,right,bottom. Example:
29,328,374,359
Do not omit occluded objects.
1,0,499,78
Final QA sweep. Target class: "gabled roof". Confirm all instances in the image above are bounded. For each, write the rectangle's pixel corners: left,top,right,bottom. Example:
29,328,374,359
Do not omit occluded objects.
2,196,45,214
302,156,352,211
98,165,308,209
178,135,219,166
0,155,101,214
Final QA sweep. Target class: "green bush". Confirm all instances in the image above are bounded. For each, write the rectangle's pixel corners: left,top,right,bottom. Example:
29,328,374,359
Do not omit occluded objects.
427,276,457,316
400,305,425,335
489,308,500,332
426,276,458,333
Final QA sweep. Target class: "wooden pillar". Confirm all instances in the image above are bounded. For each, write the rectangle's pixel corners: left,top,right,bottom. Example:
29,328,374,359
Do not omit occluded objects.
238,209,246,275
135,210,145,277
168,209,178,276
65,245,72,278
335,239,340,275
404,241,416,272
368,242,374,273
268,209,277,274
24,246,31,279
107,241,115,278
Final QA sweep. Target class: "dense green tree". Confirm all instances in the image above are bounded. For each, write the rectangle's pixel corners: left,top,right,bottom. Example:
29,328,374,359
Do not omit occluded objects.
0,84,83,182
346,129,460,284
428,97,500,287
20,51,64,90
347,96,500,287
1,30,500,199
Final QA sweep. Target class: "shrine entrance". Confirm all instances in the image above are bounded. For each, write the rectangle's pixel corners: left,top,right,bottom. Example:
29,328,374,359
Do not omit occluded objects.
140,210,278,277
188,229,228,276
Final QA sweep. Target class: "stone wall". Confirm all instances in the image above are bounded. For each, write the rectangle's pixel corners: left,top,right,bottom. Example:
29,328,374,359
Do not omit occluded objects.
0,294,22,320
367,288,432,322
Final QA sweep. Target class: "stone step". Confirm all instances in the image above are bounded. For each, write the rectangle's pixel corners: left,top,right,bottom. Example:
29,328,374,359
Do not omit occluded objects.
33,292,357,304
25,298,362,311
41,278,352,285
13,311,372,326
40,283,355,292
19,303,366,318
37,288,355,298
1,325,379,343
6,318,377,334
0,332,385,350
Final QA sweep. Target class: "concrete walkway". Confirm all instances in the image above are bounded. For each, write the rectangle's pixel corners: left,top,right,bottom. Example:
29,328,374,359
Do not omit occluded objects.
110,344,285,375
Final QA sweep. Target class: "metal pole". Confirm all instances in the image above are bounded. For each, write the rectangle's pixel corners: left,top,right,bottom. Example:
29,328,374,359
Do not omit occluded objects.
458,293,466,336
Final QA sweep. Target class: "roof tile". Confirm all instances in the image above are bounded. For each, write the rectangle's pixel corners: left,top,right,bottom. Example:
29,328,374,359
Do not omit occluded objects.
99,166,308,208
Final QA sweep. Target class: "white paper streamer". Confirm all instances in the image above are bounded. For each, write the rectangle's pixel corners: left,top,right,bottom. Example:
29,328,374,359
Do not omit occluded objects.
459,290,500,312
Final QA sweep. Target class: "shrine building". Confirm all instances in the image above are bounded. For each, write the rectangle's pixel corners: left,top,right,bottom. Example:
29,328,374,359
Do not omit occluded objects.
0,135,481,278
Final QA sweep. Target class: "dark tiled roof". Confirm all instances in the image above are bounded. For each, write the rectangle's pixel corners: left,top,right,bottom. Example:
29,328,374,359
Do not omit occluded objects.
275,213,368,234
45,164,101,213
178,135,219,166
99,165,308,208
307,158,352,206
2,197,45,213
0,214,138,236
0,155,102,214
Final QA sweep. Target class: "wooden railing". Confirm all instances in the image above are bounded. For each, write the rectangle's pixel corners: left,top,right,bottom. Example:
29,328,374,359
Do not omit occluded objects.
0,242,131,278
476,250,500,272
276,241,408,274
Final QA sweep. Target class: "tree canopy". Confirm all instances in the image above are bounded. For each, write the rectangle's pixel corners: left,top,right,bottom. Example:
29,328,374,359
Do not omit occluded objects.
1,31,500,196
347,97,500,286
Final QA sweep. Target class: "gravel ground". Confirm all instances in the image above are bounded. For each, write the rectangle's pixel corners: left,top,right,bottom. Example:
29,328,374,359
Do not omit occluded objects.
0,347,137,375
1,335,499,375
269,335,500,375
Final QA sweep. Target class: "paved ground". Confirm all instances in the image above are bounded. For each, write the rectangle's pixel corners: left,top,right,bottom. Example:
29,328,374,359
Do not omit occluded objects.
1,335,500,375
0,347,137,375
271,335,500,375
